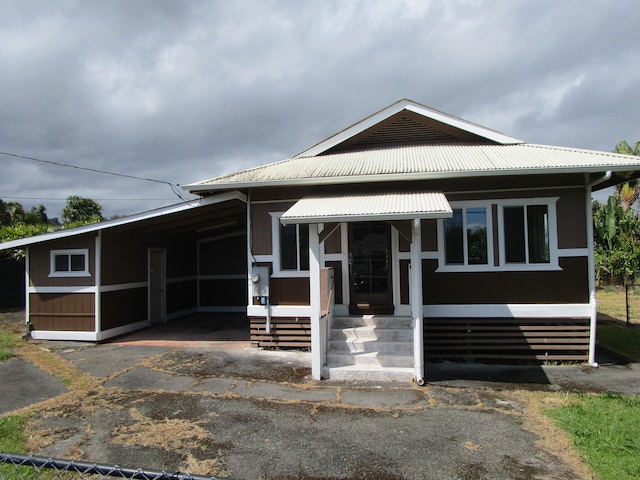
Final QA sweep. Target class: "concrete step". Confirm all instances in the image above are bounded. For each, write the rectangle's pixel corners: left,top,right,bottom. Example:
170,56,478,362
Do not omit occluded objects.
330,328,413,343
331,316,412,329
327,352,413,368
328,339,413,354
321,365,415,382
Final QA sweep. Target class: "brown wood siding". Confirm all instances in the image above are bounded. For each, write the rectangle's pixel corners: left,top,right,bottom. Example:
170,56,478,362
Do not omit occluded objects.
557,189,588,249
29,236,96,287
250,317,311,347
323,224,342,254
424,317,589,362
270,277,310,305
29,293,95,331
200,279,247,307
421,219,438,251
251,202,289,255
324,261,343,305
200,233,247,275
101,288,147,330
423,257,589,304
166,239,197,278
400,259,410,305
101,231,147,285
167,280,197,313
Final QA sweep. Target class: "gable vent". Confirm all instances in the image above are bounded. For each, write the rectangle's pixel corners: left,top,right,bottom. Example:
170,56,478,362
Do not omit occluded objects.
324,113,493,154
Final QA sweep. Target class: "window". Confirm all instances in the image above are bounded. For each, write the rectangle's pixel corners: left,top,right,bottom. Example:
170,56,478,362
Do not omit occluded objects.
279,223,309,271
49,249,90,277
438,198,558,272
443,206,489,266
503,204,550,264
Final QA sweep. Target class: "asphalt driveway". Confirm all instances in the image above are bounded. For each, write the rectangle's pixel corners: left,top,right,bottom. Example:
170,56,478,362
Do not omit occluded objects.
1,317,638,479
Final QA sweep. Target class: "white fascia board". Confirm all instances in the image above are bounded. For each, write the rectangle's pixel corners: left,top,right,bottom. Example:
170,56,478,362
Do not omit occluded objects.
281,211,452,224
0,191,247,251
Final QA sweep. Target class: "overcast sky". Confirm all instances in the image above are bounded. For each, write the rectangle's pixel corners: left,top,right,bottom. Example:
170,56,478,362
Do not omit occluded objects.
1,0,639,219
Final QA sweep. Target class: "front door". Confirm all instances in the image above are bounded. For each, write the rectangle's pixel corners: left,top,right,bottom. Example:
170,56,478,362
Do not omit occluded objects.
348,222,393,315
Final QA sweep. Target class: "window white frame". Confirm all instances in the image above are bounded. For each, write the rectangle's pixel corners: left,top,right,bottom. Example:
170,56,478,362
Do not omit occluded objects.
49,248,90,277
497,197,559,271
270,212,310,277
437,197,560,272
437,201,494,272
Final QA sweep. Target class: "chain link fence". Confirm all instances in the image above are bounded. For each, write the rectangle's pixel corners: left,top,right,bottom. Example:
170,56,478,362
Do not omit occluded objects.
626,284,640,326
0,452,230,480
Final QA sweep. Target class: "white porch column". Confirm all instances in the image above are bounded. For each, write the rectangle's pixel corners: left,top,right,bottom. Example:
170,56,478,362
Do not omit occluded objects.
309,223,323,380
410,218,425,385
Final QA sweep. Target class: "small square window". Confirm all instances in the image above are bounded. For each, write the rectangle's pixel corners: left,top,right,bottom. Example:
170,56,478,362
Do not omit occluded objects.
50,249,90,277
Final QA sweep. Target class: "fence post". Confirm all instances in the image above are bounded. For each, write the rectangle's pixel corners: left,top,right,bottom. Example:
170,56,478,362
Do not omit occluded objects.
626,283,630,328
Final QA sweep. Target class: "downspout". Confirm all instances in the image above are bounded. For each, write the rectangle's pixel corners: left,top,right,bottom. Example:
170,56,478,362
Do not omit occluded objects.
410,218,425,385
586,171,611,367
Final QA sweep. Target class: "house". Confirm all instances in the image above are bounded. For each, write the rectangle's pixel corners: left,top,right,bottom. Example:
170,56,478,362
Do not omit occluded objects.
3,99,640,383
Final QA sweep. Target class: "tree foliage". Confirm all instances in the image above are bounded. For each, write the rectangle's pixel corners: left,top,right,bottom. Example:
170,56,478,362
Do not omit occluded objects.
61,196,104,225
593,139,640,285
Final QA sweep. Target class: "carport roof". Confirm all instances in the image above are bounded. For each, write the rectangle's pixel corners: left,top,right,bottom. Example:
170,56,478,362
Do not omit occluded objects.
0,191,247,251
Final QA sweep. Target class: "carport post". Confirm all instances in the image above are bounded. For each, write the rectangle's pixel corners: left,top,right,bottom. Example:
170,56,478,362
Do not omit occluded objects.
309,223,322,380
411,218,425,385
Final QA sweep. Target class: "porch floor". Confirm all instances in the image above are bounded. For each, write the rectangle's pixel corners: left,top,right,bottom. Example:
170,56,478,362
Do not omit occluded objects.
108,313,251,348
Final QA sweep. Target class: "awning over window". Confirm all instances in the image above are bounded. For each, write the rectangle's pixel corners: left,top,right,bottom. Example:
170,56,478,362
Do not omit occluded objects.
280,191,452,224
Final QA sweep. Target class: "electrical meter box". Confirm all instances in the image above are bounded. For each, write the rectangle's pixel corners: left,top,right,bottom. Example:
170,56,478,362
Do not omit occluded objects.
250,266,270,298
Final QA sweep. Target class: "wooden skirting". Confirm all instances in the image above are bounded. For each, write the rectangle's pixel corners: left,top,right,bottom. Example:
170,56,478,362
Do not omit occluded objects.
250,317,311,348
424,317,590,363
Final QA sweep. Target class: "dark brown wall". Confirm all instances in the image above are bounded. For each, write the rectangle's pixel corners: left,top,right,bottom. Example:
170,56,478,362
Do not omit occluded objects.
200,233,247,275
167,280,197,314
323,225,342,254
101,288,147,330
200,279,247,307
423,257,589,304
557,188,588,249
29,235,96,287
101,231,147,285
270,277,310,305
251,202,284,255
30,293,95,331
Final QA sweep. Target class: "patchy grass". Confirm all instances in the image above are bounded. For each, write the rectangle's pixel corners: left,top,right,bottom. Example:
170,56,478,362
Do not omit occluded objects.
596,286,627,322
0,414,27,452
597,325,640,362
546,394,640,480
0,310,25,361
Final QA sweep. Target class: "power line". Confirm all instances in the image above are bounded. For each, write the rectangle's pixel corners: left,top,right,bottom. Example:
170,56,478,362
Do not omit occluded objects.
3,196,175,202
0,151,186,200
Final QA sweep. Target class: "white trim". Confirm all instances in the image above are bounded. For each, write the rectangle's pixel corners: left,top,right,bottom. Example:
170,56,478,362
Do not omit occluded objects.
247,305,310,317
49,248,91,277
25,247,30,324
309,223,322,380
423,303,592,318
97,319,151,341
95,233,101,335
411,218,425,384
558,248,589,257
29,286,96,294
422,251,438,260
31,330,99,341
270,211,310,276
100,281,148,293
252,255,272,263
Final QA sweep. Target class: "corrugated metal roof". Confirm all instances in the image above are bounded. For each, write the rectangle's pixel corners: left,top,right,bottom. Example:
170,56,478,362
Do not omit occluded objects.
185,143,640,192
280,191,452,224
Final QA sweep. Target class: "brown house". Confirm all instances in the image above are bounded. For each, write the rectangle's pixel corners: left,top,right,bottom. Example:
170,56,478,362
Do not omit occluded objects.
3,99,640,382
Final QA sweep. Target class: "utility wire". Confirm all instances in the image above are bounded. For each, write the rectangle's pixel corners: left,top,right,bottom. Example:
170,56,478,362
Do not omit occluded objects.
0,151,186,200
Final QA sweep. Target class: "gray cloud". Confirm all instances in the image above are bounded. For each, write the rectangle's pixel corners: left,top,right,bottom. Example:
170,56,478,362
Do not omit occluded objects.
1,0,639,218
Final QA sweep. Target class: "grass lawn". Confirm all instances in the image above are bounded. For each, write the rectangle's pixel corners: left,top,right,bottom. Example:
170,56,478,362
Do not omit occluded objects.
596,287,640,361
546,394,640,480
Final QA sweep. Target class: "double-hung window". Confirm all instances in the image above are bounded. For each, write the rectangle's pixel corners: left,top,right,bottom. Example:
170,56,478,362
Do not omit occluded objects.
271,212,309,276
279,223,309,271
502,204,551,265
49,249,90,277
440,204,492,270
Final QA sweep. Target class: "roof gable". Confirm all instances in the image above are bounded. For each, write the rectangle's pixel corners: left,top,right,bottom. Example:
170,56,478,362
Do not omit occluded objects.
296,99,523,157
